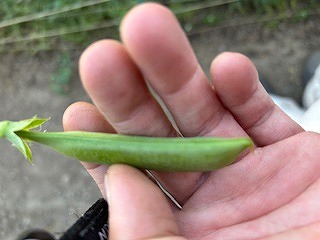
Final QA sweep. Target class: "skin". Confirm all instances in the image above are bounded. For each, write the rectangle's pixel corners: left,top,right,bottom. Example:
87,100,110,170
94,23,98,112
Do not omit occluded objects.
63,3,320,240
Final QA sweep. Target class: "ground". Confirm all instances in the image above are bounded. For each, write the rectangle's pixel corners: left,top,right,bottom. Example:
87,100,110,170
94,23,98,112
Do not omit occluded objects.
0,14,319,239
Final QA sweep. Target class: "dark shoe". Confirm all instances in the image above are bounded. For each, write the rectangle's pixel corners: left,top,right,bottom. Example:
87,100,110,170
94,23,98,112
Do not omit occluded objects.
17,198,109,240
17,229,56,240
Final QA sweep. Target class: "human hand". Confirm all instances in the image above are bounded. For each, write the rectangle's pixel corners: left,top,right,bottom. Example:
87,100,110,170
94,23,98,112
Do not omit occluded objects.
63,3,320,239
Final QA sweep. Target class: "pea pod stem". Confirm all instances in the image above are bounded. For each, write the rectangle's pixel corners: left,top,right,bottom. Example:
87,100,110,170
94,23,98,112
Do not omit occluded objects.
1,118,254,172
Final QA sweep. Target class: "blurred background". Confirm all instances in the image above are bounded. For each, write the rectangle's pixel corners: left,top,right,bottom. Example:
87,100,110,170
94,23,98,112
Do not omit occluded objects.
0,0,319,239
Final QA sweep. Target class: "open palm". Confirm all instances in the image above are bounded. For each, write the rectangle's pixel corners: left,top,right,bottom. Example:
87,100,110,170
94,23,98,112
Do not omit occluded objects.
63,3,320,239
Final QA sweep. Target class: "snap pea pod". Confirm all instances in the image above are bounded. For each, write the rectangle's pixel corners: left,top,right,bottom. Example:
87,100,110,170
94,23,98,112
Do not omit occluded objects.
0,118,253,172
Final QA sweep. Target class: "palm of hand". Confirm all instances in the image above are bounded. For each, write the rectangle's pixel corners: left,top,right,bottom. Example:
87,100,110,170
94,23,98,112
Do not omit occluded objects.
178,133,320,239
63,3,320,239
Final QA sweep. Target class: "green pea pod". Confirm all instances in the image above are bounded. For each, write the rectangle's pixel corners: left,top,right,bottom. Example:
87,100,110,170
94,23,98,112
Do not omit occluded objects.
0,117,253,172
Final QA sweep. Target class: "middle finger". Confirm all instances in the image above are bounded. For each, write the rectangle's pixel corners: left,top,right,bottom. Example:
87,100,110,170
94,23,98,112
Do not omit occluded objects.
120,3,246,138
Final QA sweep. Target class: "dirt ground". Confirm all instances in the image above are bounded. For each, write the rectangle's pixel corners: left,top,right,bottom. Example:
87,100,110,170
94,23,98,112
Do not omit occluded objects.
0,14,319,239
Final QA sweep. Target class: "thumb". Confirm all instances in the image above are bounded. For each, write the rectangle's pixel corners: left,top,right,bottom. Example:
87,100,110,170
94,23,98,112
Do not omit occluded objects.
105,164,185,240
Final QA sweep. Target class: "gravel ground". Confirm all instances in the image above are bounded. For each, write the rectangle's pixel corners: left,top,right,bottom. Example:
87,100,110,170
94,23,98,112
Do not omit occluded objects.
0,14,319,239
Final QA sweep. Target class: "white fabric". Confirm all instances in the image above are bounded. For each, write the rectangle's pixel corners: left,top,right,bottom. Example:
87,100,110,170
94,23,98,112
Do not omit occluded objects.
270,94,304,124
300,99,320,133
270,63,320,133
302,64,320,109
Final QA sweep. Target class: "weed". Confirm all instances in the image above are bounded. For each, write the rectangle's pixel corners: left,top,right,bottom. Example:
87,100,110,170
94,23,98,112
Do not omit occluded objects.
1,0,319,52
51,52,72,94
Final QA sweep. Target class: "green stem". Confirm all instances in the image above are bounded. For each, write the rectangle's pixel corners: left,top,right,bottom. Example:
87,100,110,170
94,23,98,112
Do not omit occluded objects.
1,117,254,172
0,121,9,137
